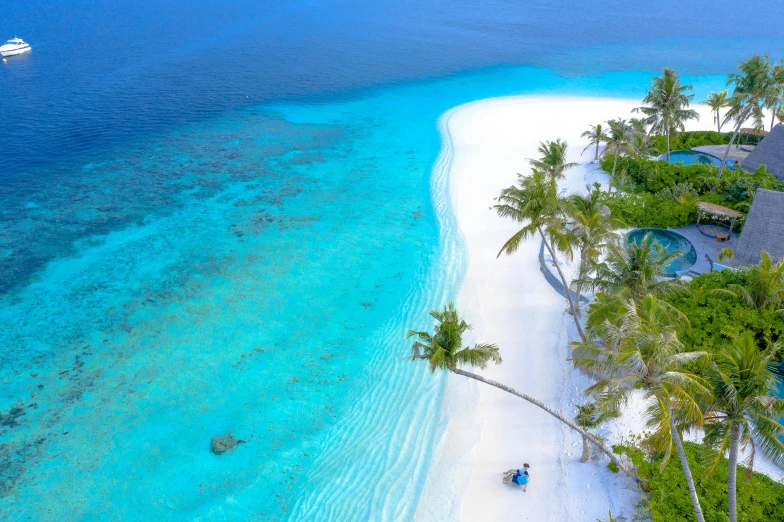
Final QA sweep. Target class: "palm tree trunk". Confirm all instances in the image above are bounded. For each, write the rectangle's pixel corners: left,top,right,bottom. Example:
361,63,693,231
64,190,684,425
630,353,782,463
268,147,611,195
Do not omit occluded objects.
718,111,750,181
717,109,722,133
728,422,741,522
580,433,591,463
666,130,671,163
669,415,706,522
451,367,637,479
537,225,586,341
610,154,618,192
772,108,777,133
574,247,590,316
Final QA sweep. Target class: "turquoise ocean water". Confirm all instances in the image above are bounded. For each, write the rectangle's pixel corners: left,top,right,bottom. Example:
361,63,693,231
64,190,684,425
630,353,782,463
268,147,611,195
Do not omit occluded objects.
0,65,731,520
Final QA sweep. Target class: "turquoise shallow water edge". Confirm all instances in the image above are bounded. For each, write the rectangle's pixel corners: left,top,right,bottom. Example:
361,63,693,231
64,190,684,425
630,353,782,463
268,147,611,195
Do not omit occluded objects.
1,66,725,520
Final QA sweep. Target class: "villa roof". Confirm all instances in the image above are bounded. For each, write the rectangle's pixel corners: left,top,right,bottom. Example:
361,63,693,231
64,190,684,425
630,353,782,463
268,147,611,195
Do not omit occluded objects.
696,201,744,219
736,188,784,264
740,124,784,180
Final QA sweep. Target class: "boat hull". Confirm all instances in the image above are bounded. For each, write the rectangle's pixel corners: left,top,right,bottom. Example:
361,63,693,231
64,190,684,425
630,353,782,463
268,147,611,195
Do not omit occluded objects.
1,46,31,57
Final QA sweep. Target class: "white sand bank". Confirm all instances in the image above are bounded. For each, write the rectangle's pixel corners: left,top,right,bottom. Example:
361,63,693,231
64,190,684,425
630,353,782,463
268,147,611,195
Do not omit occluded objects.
416,96,718,521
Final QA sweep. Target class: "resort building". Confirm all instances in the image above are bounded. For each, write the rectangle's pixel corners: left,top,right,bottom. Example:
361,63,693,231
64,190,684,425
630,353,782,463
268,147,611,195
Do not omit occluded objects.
741,124,784,180
736,188,784,264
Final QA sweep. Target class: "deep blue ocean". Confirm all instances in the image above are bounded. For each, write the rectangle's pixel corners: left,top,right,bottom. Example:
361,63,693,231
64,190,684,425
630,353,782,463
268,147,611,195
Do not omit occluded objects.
2,1,783,520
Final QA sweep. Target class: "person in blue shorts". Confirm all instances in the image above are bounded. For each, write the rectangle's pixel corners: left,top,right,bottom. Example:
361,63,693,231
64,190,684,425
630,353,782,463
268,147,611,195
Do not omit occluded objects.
503,463,530,492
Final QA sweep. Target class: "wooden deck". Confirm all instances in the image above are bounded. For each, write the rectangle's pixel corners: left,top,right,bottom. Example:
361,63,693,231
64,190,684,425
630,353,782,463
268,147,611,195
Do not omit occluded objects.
670,224,745,275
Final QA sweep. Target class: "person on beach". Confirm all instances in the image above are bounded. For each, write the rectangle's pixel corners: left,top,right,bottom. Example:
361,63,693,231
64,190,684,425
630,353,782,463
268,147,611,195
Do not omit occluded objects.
502,463,530,491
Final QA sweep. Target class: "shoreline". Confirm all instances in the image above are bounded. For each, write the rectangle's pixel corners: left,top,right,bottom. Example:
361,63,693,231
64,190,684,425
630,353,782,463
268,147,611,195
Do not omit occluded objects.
419,95,717,521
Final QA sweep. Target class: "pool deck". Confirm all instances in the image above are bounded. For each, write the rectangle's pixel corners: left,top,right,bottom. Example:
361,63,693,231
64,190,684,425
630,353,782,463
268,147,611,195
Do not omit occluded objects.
670,224,745,274
692,144,752,163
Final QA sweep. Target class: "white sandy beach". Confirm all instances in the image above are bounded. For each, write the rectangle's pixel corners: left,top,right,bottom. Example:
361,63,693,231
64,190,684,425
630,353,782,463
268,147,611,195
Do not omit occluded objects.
416,96,720,521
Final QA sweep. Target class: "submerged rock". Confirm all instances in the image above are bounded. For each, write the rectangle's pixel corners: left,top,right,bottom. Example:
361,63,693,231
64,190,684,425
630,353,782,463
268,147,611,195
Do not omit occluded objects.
210,432,246,455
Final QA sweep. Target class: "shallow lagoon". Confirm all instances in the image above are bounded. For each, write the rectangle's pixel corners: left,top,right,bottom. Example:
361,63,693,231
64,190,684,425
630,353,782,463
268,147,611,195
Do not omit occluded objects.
0,65,738,520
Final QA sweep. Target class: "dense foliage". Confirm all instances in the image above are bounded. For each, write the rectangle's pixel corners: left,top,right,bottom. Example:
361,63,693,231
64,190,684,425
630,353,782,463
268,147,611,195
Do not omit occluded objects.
599,190,697,229
599,155,784,229
614,440,784,522
650,130,764,154
661,270,784,354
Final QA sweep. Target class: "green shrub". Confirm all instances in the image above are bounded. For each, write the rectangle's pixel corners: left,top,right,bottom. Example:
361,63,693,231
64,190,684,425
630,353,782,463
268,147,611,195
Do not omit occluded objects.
662,270,784,354
650,131,764,154
598,156,784,230
615,440,784,522
600,191,697,229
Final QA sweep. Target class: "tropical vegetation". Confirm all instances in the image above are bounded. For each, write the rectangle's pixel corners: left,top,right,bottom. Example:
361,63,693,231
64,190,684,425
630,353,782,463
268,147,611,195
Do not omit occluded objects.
407,54,784,522
597,154,784,229
633,67,699,163
616,440,784,522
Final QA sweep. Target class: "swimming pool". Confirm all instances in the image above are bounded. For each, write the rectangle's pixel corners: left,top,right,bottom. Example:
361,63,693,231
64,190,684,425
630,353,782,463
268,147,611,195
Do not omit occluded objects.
626,228,697,275
657,150,734,169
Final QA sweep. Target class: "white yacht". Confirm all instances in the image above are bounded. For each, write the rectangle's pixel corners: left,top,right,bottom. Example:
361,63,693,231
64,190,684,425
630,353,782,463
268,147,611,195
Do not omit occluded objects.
0,38,32,57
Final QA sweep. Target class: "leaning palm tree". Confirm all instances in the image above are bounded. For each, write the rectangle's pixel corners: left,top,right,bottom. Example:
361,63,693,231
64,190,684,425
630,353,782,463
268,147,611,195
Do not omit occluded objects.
702,333,784,522
713,251,784,310
407,302,638,478
495,169,585,340
572,295,709,522
765,60,784,131
581,124,610,161
566,186,623,312
717,55,778,180
634,67,699,163
604,119,636,190
529,139,578,183
704,90,730,132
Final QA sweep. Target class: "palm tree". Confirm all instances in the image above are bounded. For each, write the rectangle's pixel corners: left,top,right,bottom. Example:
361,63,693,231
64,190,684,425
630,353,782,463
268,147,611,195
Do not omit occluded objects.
717,55,778,180
572,295,708,522
580,232,683,302
574,402,617,463
407,302,638,478
530,139,578,183
704,90,730,132
495,169,586,340
630,132,655,159
714,251,784,310
634,68,699,163
629,117,648,134
566,186,623,312
776,105,784,126
702,333,784,522
765,61,784,131
581,124,610,161
604,119,636,191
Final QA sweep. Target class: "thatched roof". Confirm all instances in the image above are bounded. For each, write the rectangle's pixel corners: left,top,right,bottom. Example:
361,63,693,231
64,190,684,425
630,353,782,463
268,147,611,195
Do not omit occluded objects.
740,127,768,136
736,188,784,264
741,124,784,180
696,201,744,219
